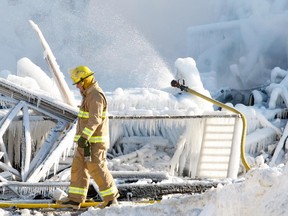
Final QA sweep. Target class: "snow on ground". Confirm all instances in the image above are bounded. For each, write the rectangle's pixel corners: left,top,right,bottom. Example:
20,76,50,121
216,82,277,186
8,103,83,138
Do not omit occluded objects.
80,163,288,216
3,164,288,216
1,0,288,215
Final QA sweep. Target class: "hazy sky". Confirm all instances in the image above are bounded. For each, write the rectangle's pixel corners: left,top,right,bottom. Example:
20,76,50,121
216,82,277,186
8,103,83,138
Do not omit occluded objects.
110,0,215,67
2,0,288,91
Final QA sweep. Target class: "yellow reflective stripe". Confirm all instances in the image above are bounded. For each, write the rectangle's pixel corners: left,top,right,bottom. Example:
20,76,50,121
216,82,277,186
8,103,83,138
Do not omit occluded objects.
83,127,93,137
74,135,109,143
99,185,118,197
89,136,109,143
74,135,80,142
78,110,107,119
78,110,89,119
68,186,87,196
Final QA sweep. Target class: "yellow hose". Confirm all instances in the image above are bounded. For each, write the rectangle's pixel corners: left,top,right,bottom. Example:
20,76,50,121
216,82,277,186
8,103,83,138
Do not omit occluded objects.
171,80,250,171
0,200,160,209
0,202,100,209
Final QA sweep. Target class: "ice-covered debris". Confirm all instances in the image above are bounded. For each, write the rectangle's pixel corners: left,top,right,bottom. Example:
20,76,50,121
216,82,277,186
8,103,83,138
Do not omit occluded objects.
266,67,288,109
235,104,282,135
29,20,76,107
175,57,204,91
7,74,41,91
107,57,215,116
107,87,201,116
17,57,62,99
174,57,214,112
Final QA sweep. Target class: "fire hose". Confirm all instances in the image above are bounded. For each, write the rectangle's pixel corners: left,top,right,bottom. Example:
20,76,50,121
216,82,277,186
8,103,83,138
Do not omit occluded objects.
171,80,250,171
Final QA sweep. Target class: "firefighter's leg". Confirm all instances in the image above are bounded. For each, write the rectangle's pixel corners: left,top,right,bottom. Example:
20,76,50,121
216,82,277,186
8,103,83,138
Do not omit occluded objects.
68,147,90,203
87,144,119,202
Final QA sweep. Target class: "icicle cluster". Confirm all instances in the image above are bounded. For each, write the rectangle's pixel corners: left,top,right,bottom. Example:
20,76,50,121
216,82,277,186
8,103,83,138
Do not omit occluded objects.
5,120,55,168
109,114,241,179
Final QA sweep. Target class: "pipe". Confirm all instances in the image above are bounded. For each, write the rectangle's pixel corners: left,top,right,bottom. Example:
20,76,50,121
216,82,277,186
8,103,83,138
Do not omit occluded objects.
0,200,160,209
171,80,250,171
0,202,101,209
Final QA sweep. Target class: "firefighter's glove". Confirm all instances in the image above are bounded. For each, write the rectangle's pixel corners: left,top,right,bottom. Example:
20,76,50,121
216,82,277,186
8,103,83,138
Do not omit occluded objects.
78,136,88,148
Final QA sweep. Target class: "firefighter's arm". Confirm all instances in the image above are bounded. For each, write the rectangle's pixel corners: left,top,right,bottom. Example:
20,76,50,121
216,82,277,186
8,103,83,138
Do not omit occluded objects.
81,92,104,140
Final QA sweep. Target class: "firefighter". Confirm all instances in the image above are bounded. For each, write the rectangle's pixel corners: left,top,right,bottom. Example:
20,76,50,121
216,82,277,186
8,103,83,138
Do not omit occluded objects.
62,65,119,210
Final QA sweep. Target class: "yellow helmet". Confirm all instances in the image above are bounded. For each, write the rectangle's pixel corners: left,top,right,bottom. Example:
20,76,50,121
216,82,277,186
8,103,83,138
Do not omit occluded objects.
70,65,94,84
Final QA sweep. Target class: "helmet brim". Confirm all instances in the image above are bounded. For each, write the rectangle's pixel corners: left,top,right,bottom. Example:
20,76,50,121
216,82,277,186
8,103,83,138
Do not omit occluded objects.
72,73,94,85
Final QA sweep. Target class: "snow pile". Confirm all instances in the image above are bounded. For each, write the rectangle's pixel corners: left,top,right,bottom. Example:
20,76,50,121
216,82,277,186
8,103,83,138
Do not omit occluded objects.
1,164,288,215
71,163,288,216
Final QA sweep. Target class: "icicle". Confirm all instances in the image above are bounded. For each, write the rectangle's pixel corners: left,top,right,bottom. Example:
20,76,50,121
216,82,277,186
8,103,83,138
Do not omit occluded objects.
170,136,186,176
5,119,55,169
26,123,76,182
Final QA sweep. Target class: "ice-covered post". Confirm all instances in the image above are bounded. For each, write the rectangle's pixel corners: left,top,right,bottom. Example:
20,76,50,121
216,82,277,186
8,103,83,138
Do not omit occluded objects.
29,20,76,107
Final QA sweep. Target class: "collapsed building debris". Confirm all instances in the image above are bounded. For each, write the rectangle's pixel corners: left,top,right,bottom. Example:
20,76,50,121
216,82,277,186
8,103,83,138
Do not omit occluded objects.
0,78,242,201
